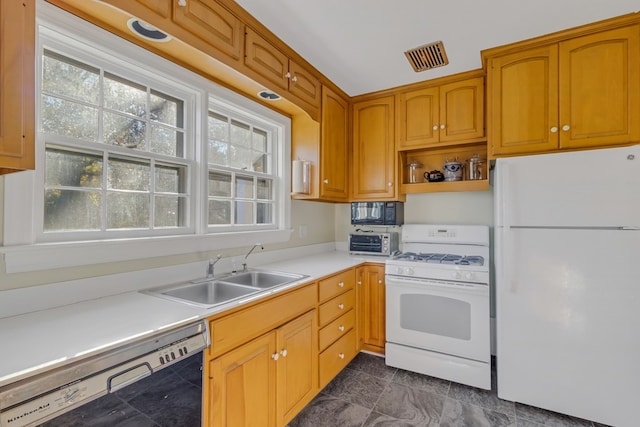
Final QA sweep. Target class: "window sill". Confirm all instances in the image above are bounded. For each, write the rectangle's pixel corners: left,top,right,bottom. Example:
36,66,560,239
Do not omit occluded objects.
1,229,294,274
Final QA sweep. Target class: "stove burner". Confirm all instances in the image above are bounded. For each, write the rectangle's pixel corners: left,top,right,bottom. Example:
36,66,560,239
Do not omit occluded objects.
393,252,484,266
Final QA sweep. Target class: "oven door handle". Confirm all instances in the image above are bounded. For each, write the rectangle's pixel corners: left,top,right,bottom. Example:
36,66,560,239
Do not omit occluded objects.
385,276,489,295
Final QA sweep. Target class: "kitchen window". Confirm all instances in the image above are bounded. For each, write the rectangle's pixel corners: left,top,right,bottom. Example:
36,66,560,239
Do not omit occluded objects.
1,2,291,273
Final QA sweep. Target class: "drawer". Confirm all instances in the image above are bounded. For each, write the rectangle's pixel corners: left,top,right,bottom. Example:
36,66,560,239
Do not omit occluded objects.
318,289,354,327
319,329,357,388
318,269,355,302
319,309,355,352
210,283,316,358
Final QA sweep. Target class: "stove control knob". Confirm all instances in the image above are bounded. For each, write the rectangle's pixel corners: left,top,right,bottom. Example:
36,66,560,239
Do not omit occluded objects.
453,271,462,280
465,272,474,280
396,267,404,275
406,267,414,276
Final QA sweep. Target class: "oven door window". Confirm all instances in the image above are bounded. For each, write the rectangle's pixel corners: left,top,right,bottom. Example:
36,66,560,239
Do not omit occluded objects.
400,294,470,340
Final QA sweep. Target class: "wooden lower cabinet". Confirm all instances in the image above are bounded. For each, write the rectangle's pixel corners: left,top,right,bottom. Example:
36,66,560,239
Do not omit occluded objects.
208,310,318,427
356,264,386,354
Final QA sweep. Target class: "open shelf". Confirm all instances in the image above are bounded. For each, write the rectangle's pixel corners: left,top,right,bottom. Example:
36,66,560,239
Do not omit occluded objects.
401,178,489,194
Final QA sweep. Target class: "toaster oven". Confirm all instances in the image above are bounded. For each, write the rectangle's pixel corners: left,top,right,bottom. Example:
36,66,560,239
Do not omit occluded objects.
349,232,398,256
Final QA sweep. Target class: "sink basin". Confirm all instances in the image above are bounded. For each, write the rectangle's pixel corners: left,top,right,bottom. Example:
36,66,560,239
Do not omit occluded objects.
218,271,307,289
150,281,259,308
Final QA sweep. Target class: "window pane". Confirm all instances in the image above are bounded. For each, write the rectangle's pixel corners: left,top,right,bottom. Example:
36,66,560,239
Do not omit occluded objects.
155,195,185,227
257,178,272,200
156,164,185,193
42,51,99,104
209,200,231,225
150,90,182,127
42,95,99,141
104,73,146,117
46,149,103,188
230,120,251,147
150,124,182,157
252,152,269,173
253,128,267,152
236,175,254,199
104,112,146,149
107,192,149,229
257,202,273,224
208,113,228,141
235,201,253,224
209,172,231,197
108,157,150,191
44,189,102,231
208,140,228,165
229,147,255,170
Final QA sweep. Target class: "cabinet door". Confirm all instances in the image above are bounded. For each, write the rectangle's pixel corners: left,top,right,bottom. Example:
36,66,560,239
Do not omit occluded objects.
396,87,439,149
245,27,288,90
0,0,35,174
487,45,559,156
289,60,321,108
276,310,318,425
101,0,170,18
320,86,349,201
440,77,485,142
352,96,396,200
356,265,386,353
558,25,640,149
209,333,277,427
173,0,243,60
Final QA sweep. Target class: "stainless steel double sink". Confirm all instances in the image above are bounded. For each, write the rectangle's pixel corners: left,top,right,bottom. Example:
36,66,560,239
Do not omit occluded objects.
144,270,308,308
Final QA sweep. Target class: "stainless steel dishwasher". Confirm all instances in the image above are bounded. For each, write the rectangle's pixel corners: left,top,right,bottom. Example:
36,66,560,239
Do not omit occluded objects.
0,321,209,427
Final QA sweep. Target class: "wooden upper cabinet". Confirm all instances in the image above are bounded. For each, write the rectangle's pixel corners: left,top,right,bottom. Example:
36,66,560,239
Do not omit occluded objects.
439,77,484,143
488,45,559,156
487,22,640,157
320,86,349,201
0,0,35,174
397,76,484,150
173,0,244,60
288,60,321,108
245,27,289,90
558,25,640,149
352,96,397,200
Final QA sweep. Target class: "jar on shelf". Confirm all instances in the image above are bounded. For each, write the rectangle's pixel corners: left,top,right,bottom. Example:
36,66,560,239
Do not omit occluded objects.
465,154,485,180
406,159,423,183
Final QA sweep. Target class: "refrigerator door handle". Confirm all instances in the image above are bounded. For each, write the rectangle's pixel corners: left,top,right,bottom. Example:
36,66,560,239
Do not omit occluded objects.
501,162,518,293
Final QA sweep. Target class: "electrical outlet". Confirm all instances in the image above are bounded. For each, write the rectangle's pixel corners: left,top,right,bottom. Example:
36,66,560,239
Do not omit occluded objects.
299,224,308,238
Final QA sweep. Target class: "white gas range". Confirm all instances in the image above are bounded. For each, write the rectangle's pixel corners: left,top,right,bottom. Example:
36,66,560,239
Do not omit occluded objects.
385,224,491,390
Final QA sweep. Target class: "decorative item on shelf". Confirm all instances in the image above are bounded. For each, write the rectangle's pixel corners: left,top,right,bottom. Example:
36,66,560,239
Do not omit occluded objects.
406,159,424,183
292,159,311,194
443,157,463,182
424,170,445,182
465,153,485,180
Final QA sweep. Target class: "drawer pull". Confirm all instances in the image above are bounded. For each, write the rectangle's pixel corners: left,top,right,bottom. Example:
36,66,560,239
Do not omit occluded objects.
338,281,344,288
338,303,344,310
280,349,288,358
338,325,345,332
338,353,345,359
271,352,279,361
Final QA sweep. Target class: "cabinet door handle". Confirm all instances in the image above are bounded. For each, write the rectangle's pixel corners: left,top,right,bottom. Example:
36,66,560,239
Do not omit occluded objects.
338,325,345,332
323,179,329,184
338,303,345,310
357,281,362,285
562,124,570,131
440,124,445,129
550,126,558,133
432,125,438,131
338,353,345,360
338,281,344,288
285,72,291,79
378,279,383,284
292,75,298,83
271,352,279,361
178,0,187,6
388,182,393,187
280,349,288,357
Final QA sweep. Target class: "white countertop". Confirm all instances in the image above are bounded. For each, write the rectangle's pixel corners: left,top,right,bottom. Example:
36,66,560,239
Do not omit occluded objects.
0,250,387,388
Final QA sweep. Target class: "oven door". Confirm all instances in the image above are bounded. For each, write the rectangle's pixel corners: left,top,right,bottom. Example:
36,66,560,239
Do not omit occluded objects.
385,275,490,362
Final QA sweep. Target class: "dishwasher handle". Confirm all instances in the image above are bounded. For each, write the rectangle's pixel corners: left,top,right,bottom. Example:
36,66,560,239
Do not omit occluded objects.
108,363,153,393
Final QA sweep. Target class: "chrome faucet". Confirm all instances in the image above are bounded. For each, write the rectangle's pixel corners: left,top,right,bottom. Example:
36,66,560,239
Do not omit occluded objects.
242,243,263,272
207,254,222,278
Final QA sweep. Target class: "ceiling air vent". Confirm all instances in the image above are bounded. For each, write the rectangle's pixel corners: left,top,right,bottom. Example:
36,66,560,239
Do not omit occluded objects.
404,41,449,72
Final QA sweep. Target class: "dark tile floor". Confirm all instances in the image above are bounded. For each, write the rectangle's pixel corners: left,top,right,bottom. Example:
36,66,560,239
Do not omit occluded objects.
40,351,605,427
40,351,203,427
288,353,605,427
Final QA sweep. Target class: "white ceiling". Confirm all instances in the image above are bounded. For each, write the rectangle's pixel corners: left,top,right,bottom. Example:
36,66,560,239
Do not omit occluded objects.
235,0,639,96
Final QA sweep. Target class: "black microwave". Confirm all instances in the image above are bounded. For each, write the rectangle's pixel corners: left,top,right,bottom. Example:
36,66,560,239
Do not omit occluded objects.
350,201,404,226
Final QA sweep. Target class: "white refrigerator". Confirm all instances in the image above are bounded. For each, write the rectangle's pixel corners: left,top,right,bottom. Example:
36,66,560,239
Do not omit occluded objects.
494,145,640,427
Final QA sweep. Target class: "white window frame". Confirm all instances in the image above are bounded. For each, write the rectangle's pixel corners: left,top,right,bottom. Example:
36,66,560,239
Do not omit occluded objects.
0,2,292,274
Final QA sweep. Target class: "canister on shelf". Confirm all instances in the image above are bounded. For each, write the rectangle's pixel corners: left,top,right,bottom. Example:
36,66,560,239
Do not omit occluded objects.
465,154,484,180
407,159,423,183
